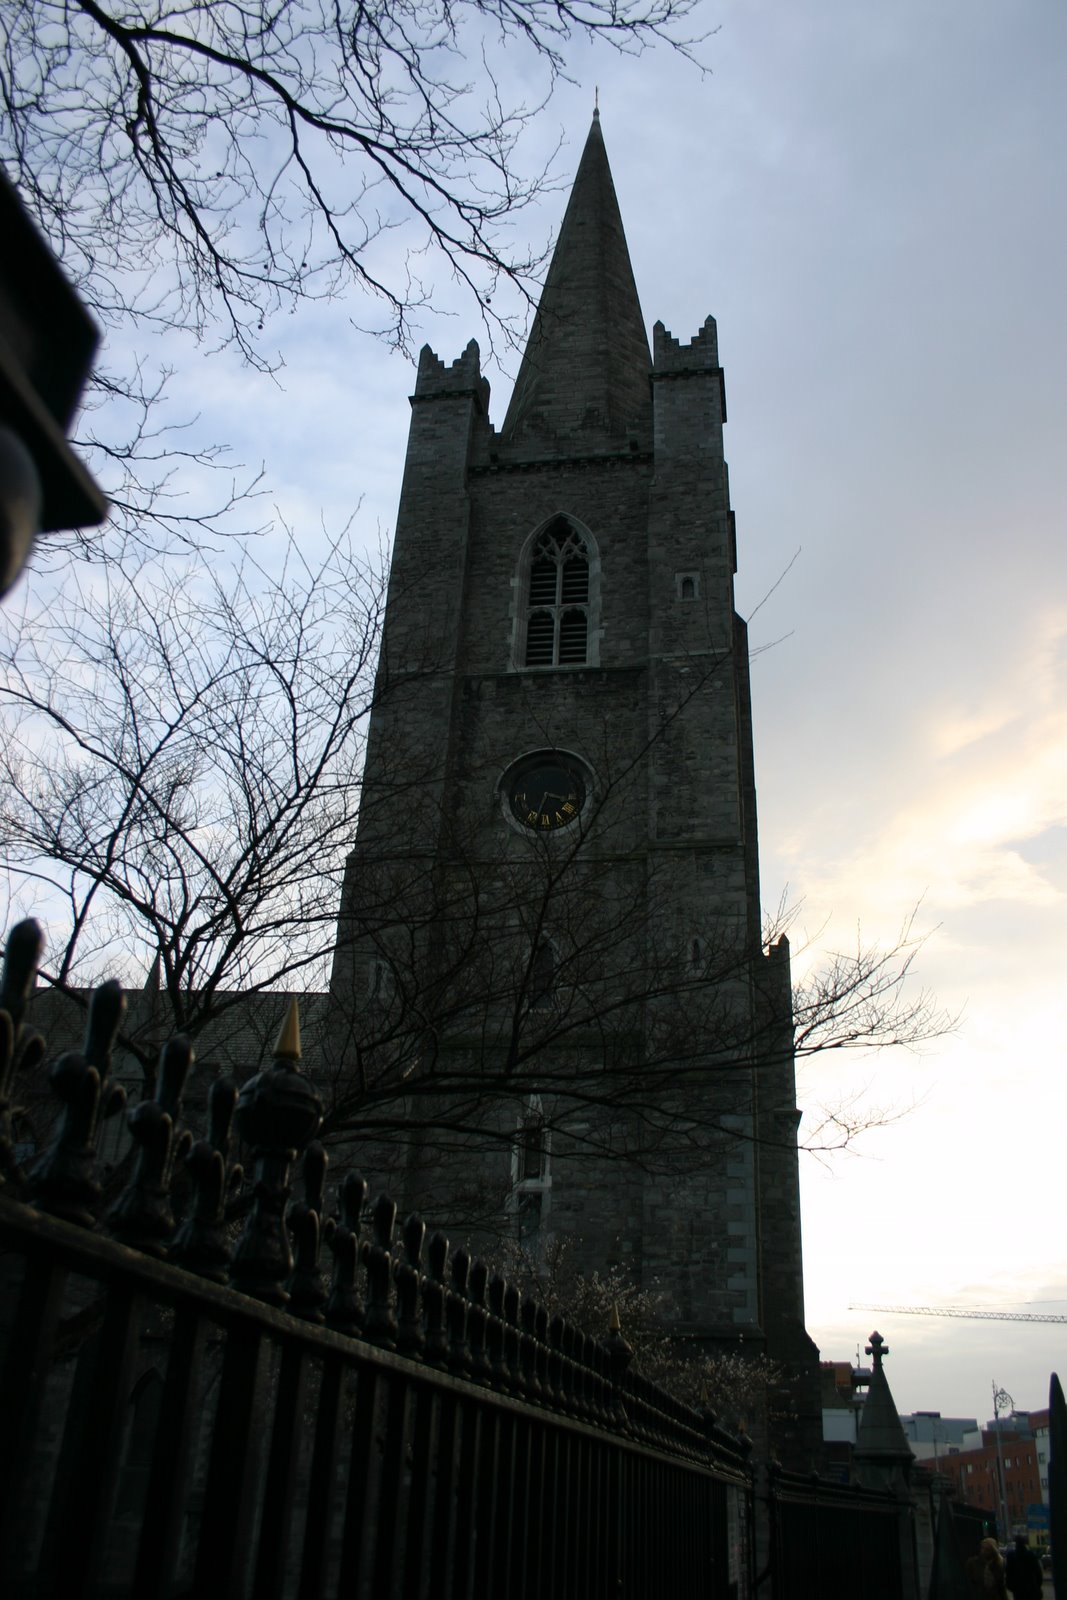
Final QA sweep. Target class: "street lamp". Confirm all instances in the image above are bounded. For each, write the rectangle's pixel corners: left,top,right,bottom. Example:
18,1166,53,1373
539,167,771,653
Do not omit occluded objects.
992,1381,1014,1539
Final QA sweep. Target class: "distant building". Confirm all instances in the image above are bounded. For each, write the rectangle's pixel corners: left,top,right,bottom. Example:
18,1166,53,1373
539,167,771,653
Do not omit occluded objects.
914,1408,1047,1538
899,1410,978,1462
821,1360,868,1437
1031,1408,1051,1501
917,1439,1041,1535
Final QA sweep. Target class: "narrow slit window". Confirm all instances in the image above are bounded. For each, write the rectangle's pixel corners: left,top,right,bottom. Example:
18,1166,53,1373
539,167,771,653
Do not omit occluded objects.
512,1094,551,1248
530,942,555,1009
520,1110,545,1180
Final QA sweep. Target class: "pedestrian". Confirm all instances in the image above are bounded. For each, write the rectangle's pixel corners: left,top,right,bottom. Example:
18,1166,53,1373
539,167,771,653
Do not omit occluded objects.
1005,1534,1043,1598
970,1538,1008,1598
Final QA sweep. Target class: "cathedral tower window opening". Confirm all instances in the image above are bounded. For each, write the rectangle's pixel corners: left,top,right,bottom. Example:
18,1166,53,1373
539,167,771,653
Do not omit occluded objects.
528,939,557,1010
520,1105,546,1181
518,516,599,668
367,955,394,1003
511,1095,551,1247
517,1190,542,1245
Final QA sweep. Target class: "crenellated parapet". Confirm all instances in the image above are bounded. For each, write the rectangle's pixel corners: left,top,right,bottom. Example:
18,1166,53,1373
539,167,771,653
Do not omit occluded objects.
653,315,718,368
763,932,794,1013
650,316,728,468
652,317,726,419
412,337,491,414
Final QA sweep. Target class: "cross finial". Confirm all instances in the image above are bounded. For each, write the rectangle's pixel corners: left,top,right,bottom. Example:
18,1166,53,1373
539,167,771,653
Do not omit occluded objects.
866,1330,888,1368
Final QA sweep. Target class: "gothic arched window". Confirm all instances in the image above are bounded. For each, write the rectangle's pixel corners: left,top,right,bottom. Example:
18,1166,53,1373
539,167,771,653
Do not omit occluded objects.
521,517,594,668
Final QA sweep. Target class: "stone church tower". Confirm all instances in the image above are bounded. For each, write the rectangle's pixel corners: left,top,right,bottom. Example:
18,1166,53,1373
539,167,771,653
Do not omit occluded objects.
330,111,821,1457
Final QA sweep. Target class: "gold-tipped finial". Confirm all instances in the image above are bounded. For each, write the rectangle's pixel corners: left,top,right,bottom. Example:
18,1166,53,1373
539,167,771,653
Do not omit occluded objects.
608,1302,621,1333
274,996,302,1062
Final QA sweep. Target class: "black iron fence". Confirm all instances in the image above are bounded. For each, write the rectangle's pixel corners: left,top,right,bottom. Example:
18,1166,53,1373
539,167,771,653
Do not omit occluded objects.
763,1463,909,1600
0,916,927,1599
0,920,754,1599
0,1198,756,1599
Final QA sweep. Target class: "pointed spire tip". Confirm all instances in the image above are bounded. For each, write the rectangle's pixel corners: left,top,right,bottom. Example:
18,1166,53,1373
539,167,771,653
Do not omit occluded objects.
501,94,649,450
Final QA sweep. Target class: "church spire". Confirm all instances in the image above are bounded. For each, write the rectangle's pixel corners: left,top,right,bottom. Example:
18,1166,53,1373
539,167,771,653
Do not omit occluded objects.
501,111,651,453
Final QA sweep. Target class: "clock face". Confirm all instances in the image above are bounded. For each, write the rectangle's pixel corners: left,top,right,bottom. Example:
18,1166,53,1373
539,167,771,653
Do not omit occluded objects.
508,755,586,832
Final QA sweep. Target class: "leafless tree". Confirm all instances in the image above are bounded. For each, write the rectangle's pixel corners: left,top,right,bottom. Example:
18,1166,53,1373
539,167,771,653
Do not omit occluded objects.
325,866,943,1186
1,0,704,563
0,547,948,1170
0,527,387,1079
55,361,271,568
322,633,948,1193
2,0,701,355
500,1234,783,1430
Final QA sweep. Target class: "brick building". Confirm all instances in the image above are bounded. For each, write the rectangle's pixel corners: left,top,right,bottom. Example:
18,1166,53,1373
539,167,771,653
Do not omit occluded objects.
328,111,821,1460
934,1427,1043,1536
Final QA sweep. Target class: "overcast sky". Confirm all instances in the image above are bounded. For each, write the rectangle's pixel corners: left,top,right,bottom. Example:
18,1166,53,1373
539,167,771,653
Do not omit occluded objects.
103,0,1067,1422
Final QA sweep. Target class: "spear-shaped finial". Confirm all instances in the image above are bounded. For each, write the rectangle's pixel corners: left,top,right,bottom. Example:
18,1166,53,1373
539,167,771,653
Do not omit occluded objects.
274,997,301,1063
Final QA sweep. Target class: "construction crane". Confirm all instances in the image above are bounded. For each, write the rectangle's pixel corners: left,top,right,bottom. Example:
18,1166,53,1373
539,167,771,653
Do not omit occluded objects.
849,1304,1067,1326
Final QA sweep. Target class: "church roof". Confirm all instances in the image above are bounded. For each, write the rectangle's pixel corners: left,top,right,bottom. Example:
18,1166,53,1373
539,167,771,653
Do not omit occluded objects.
501,110,652,454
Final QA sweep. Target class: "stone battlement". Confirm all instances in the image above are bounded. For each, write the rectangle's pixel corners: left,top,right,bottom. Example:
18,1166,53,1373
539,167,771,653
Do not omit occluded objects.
652,316,719,372
413,338,491,412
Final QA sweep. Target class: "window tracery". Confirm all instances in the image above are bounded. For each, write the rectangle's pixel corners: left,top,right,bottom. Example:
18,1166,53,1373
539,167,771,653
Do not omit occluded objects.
518,516,597,668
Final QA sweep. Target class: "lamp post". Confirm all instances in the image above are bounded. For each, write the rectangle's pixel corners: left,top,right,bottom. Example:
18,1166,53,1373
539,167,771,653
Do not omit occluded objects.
993,1381,1014,1539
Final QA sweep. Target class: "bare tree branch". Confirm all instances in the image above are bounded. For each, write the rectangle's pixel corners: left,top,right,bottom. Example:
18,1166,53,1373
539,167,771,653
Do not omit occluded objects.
0,542,951,1159
0,527,387,1076
2,0,706,361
